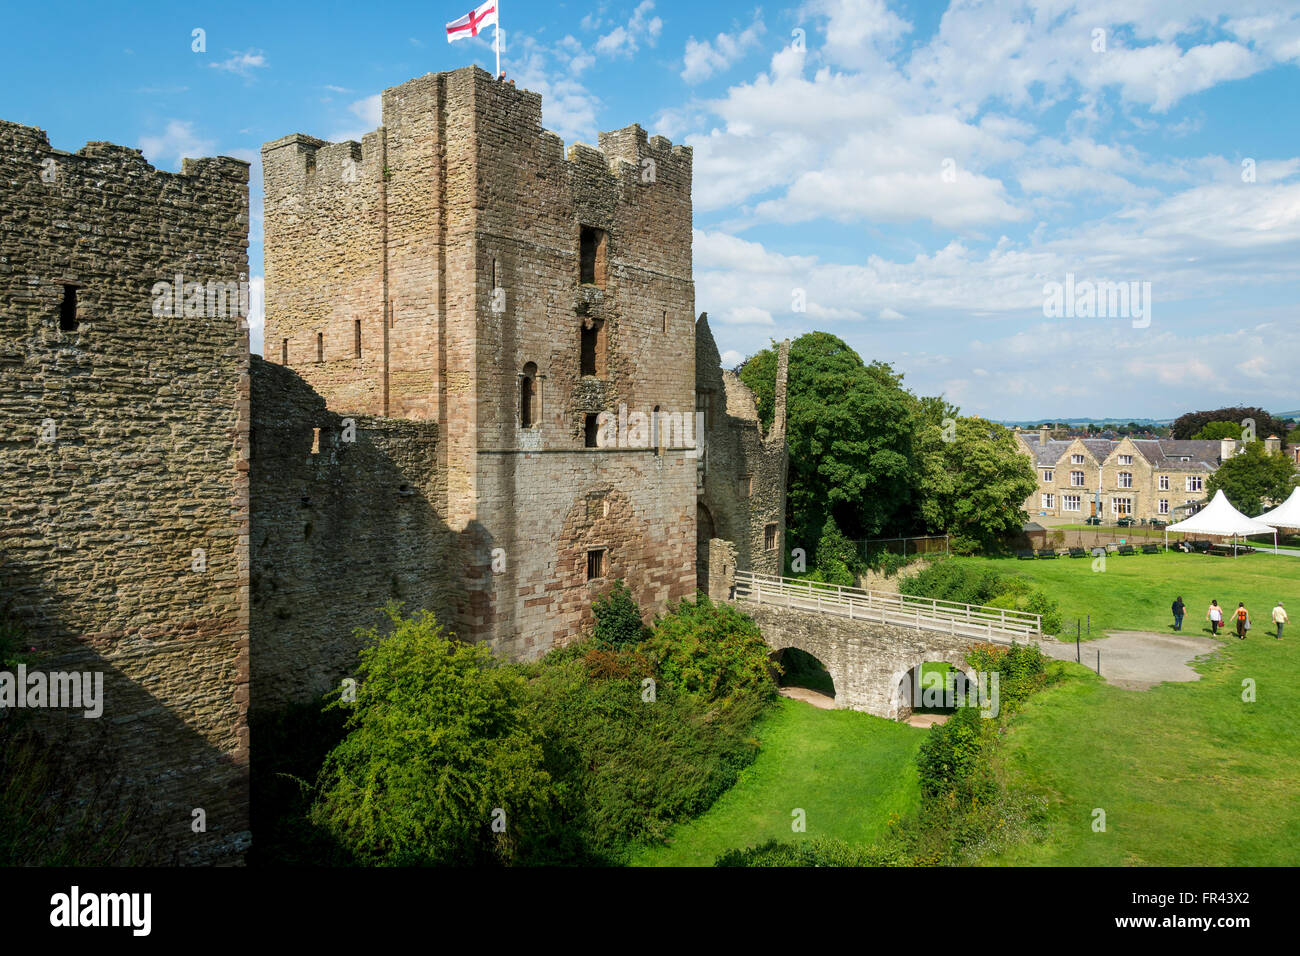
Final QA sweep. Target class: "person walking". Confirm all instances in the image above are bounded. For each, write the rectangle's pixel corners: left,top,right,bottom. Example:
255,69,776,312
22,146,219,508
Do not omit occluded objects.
1171,595,1186,632
1234,602,1250,640
1273,601,1288,640
1207,600,1223,636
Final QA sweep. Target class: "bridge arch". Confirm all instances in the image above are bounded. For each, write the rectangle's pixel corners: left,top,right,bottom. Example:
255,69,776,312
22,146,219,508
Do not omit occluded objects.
770,645,836,701
888,654,978,722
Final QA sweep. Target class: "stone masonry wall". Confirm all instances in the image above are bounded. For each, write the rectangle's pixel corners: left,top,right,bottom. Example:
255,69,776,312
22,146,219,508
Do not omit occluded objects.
696,314,788,585
249,356,459,708
0,120,250,863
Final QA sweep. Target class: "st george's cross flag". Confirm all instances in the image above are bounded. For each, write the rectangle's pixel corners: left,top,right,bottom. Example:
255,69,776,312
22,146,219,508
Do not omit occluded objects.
446,1,498,43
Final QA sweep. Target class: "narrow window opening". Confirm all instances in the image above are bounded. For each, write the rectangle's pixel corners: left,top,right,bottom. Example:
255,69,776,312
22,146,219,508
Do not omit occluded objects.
652,405,662,455
520,362,538,428
764,524,778,551
281,338,289,365
580,319,604,376
584,414,599,448
316,332,324,363
662,311,668,333
579,226,607,287
586,548,606,581
311,427,321,455
59,285,77,332
354,320,362,358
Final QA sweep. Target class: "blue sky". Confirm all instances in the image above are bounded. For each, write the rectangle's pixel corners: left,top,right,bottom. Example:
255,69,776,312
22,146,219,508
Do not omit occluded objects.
2,0,1298,420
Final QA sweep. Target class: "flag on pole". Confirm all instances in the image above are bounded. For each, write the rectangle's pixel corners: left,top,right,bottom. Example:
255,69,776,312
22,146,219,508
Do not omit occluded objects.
446,1,498,43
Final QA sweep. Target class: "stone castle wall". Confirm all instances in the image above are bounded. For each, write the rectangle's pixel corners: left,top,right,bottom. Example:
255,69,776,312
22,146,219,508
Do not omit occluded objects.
696,315,788,586
248,357,459,708
0,120,251,863
262,67,699,656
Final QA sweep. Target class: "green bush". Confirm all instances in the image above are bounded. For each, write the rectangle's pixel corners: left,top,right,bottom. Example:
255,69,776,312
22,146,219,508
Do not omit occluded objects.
914,705,996,800
591,579,649,647
715,837,903,867
898,559,1005,606
311,603,554,866
965,642,1052,714
522,652,765,863
642,595,779,703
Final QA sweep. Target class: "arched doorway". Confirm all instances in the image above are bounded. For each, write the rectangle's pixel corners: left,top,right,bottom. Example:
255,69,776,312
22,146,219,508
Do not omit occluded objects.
697,502,715,594
770,647,835,708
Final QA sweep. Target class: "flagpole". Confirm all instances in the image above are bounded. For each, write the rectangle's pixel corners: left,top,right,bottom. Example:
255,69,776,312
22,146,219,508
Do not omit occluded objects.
495,0,501,77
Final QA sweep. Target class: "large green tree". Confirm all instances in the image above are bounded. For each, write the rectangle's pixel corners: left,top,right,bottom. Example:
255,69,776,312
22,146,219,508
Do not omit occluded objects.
1205,442,1297,516
1172,406,1287,441
915,416,1039,553
739,333,921,550
1192,421,1243,440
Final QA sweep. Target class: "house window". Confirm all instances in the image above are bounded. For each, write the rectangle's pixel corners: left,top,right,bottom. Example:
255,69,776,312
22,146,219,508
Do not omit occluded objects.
59,285,78,331
1159,499,1169,515
1042,469,1054,482
584,413,600,448
281,338,289,365
1159,475,1169,490
354,320,362,358
764,523,777,551
520,362,538,427
1063,494,1081,512
1119,454,1133,465
586,548,606,580
1186,476,1203,492
316,332,324,363
1042,493,1055,509
1112,497,1132,516
1071,454,1085,464
1119,471,1133,489
1070,470,1085,487
580,318,604,376
579,226,607,287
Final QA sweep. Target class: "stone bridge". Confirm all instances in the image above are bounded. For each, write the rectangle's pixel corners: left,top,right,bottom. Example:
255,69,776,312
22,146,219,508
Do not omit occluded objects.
708,543,1041,720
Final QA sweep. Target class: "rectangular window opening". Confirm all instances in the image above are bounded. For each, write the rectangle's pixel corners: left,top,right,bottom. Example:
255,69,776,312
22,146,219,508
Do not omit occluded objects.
316,332,324,363
59,285,78,332
586,548,606,581
764,524,777,551
584,413,600,448
579,226,607,287
281,338,289,365
354,320,362,358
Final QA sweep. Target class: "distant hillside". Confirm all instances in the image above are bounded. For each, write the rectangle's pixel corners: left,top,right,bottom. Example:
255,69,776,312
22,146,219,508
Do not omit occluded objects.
996,410,1298,429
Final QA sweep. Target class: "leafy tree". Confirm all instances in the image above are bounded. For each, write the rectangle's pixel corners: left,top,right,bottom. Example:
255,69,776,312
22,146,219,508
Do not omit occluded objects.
916,417,1038,553
1192,421,1243,440
811,515,859,585
311,604,553,866
1205,441,1297,516
740,333,921,548
591,579,648,647
641,596,778,703
1172,406,1287,442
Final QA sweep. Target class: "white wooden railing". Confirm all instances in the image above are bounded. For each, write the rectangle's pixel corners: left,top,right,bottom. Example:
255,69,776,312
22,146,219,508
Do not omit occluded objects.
733,570,1042,644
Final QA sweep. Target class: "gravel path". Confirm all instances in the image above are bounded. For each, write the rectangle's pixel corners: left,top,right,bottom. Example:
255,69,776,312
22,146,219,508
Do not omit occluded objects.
1038,630,1223,690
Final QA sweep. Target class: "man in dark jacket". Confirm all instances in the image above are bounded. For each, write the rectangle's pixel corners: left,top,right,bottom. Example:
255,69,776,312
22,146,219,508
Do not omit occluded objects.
1171,596,1185,631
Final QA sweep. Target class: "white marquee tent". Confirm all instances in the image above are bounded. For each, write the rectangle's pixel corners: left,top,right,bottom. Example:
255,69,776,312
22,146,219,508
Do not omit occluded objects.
1256,486,1300,530
1164,489,1277,553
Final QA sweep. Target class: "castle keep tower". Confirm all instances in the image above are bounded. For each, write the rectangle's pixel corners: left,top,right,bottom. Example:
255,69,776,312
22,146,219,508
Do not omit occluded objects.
261,66,697,657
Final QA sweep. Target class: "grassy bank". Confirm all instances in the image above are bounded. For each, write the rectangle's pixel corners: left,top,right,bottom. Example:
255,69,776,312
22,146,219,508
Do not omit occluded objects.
629,697,923,866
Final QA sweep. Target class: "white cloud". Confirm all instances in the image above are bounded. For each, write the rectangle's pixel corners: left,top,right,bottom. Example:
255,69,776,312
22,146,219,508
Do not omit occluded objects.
595,1,663,57
682,18,766,83
138,121,216,170
720,349,746,367
210,49,268,78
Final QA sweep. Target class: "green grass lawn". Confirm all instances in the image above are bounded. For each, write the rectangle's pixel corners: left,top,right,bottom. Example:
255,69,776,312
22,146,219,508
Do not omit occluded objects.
990,643,1300,865
629,697,924,866
955,550,1299,636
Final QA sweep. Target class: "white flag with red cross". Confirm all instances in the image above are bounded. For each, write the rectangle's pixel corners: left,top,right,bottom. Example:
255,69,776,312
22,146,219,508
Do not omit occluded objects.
446,1,498,43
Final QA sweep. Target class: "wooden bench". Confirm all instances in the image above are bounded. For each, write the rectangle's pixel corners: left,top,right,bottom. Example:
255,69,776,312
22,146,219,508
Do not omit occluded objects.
1017,549,1036,560
1036,548,1058,559
1068,547,1087,558
1141,543,1161,554
1117,544,1136,556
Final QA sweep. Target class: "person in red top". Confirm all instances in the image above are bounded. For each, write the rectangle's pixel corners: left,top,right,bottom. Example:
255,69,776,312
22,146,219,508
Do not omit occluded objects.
1234,602,1251,640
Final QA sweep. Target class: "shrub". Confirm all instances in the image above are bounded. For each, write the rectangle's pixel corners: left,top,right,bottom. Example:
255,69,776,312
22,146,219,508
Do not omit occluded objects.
642,596,779,703
965,641,1052,714
815,516,860,579
311,603,554,866
899,559,1005,606
591,579,649,647
715,837,902,867
914,705,996,800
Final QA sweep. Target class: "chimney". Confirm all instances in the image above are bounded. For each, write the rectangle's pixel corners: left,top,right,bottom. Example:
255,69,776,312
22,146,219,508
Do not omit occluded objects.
1220,437,1238,462
1265,435,1281,456
771,338,791,441
1039,427,1049,447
